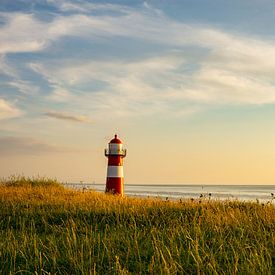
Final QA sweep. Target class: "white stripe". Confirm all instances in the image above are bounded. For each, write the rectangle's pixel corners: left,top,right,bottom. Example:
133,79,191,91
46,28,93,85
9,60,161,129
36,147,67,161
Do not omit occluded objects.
107,166,124,178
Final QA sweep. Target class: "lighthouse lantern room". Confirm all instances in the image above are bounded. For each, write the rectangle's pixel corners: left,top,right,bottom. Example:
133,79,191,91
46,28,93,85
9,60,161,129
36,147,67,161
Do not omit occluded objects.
104,135,127,195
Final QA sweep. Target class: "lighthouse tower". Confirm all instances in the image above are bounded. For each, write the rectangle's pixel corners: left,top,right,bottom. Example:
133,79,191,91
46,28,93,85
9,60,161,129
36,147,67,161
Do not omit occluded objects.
104,134,127,195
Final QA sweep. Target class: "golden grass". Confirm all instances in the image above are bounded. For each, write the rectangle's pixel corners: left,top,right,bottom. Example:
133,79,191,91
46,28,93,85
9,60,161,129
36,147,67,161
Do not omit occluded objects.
0,177,274,274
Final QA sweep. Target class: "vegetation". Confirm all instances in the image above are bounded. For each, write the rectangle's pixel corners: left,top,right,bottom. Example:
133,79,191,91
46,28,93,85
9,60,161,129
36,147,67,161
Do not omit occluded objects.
0,177,274,274
1,175,62,188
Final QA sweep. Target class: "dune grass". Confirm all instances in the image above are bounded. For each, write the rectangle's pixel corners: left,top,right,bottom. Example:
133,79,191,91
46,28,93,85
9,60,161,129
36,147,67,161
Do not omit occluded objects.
1,175,62,188
0,177,274,274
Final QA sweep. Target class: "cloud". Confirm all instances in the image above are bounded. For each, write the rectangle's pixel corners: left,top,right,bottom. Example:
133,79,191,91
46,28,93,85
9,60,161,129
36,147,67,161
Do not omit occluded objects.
30,44,275,120
23,2,275,114
2,2,275,119
54,0,130,14
0,55,18,78
47,87,74,102
0,136,67,156
1,2,275,61
8,80,40,95
0,12,87,54
0,99,22,120
0,55,40,96
0,13,47,54
31,54,192,118
0,6,137,55
45,110,93,123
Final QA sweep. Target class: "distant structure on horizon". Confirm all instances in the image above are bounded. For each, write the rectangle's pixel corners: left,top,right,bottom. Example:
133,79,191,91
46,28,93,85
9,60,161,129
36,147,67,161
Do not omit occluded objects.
104,134,127,195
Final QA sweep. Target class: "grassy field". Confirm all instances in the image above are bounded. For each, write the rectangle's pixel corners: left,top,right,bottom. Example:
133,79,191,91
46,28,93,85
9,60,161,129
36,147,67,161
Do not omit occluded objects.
0,177,274,274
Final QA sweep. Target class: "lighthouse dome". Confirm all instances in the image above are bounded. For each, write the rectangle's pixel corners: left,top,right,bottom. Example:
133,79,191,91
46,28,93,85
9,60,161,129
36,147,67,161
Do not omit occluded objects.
110,134,122,144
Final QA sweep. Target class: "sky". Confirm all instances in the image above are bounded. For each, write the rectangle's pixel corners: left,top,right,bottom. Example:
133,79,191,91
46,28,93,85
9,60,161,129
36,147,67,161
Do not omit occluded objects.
1,0,275,184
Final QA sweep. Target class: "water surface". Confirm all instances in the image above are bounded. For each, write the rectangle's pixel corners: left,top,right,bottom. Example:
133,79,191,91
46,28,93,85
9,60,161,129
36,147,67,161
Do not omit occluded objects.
64,183,275,203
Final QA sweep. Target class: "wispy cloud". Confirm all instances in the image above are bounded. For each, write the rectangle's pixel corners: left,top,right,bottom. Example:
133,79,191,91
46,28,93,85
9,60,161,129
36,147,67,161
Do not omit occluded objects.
32,54,193,118
45,110,93,123
54,0,130,14
0,136,67,155
2,1,275,120
0,55,40,96
0,7,138,55
8,80,40,95
24,2,275,116
0,99,22,120
30,44,275,120
0,13,47,54
0,55,18,78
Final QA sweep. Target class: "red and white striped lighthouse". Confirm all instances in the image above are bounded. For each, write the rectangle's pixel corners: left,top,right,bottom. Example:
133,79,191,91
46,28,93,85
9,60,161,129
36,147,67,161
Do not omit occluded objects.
104,134,127,195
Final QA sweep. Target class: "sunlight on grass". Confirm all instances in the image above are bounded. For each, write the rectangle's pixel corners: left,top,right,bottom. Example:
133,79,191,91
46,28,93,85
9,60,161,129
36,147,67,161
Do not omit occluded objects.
0,177,274,274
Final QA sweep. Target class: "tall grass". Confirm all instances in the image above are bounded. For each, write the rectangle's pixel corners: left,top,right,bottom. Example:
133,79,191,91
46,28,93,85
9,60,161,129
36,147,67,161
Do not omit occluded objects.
1,175,62,188
0,177,274,274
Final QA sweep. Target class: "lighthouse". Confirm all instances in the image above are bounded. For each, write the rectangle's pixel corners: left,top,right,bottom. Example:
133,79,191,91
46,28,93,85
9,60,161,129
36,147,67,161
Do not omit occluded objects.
104,134,127,195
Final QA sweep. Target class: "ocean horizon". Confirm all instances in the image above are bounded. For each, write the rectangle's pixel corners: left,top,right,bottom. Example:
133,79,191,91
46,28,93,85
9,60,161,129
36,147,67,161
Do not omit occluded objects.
64,183,275,203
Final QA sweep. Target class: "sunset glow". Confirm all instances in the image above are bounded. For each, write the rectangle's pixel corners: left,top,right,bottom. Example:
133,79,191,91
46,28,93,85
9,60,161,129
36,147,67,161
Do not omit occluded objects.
1,1,275,184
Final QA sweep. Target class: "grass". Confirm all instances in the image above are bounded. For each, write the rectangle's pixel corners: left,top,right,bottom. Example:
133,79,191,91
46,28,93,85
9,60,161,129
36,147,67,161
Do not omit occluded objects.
0,177,274,274
1,175,62,188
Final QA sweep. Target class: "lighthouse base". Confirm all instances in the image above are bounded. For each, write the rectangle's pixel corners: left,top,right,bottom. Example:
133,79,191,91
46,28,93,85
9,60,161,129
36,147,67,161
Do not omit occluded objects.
105,178,124,196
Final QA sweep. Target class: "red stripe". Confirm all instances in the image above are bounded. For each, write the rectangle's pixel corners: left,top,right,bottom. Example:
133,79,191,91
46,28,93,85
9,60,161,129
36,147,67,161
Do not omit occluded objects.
106,177,124,195
107,155,123,166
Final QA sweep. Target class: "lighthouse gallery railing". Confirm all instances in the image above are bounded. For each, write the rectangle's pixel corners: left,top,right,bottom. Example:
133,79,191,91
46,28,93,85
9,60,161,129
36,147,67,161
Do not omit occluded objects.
105,149,127,157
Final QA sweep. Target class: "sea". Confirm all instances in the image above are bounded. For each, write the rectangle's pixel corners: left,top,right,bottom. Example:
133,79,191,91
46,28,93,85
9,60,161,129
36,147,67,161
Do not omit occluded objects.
64,183,275,203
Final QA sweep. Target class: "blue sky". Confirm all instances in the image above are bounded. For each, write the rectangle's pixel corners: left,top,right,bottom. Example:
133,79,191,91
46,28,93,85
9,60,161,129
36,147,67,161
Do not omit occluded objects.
1,0,275,184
